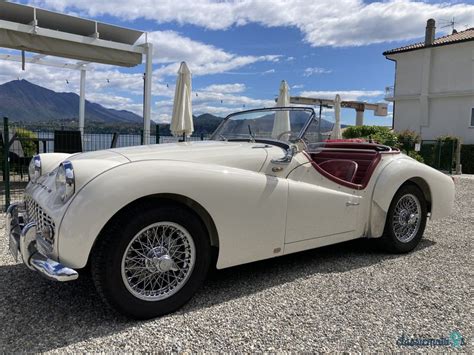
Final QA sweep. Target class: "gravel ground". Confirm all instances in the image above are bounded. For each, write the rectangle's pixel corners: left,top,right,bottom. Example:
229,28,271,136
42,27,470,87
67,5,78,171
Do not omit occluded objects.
0,177,472,353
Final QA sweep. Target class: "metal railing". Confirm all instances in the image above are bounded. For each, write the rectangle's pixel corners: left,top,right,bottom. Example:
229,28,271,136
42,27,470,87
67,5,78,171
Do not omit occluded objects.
419,139,457,174
1,117,209,210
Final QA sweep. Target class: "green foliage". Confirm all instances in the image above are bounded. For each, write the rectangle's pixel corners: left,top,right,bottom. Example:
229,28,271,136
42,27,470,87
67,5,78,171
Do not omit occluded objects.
15,128,38,157
461,144,474,174
436,135,458,143
343,126,426,163
342,125,398,147
397,130,420,152
406,150,424,163
396,130,424,162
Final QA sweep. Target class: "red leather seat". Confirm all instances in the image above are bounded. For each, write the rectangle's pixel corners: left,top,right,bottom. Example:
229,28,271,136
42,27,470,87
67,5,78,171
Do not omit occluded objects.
310,150,378,185
319,159,358,183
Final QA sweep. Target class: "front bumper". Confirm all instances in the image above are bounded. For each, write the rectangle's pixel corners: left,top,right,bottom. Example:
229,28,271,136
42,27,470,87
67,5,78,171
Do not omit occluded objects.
6,202,78,282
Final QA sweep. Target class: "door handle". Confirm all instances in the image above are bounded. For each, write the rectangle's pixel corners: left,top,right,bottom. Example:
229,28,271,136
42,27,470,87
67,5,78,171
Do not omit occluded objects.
346,201,360,206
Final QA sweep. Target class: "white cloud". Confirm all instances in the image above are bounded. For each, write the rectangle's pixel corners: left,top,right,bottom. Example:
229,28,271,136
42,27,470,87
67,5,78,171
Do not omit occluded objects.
86,93,143,115
201,83,246,94
147,31,281,77
30,0,474,47
153,83,275,122
292,84,304,89
303,67,332,77
300,90,384,101
262,69,276,75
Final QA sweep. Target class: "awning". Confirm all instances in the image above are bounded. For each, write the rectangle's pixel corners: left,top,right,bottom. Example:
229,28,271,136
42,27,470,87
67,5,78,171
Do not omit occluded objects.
0,2,144,67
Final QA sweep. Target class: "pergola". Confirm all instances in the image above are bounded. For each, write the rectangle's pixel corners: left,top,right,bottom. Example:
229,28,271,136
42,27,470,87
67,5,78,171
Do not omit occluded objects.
289,96,388,126
0,1,154,144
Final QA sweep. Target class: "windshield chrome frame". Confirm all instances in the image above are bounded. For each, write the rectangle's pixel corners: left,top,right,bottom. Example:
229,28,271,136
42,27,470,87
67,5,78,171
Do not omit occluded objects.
210,106,317,142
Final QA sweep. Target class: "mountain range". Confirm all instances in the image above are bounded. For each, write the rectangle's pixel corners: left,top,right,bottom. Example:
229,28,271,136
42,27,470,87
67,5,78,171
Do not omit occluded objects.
0,79,143,123
0,80,340,135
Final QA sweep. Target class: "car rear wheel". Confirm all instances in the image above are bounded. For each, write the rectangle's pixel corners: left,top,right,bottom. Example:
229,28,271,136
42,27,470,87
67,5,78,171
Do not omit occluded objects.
379,184,427,253
91,203,211,319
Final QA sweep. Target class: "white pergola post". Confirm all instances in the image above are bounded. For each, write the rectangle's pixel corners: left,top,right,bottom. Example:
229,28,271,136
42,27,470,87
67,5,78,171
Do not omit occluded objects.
79,67,86,137
356,109,364,126
142,42,153,145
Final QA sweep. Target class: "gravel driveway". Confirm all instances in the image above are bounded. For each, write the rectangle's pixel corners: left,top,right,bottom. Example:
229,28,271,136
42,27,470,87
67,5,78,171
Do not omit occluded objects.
0,177,472,352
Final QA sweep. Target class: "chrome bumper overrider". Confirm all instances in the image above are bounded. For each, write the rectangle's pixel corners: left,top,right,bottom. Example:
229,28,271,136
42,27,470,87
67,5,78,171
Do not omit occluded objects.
6,203,78,282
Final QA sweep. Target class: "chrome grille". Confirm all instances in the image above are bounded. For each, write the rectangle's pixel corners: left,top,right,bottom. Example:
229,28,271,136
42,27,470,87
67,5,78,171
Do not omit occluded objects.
25,195,56,245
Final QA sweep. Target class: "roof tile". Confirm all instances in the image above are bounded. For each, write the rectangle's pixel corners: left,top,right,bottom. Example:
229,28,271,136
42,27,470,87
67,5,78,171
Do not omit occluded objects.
383,28,474,55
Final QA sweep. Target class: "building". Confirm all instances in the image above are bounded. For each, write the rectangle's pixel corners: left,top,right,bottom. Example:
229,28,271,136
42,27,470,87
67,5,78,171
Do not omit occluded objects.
384,20,474,144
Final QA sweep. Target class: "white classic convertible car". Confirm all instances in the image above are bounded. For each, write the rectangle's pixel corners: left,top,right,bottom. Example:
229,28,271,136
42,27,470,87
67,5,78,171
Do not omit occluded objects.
6,107,455,319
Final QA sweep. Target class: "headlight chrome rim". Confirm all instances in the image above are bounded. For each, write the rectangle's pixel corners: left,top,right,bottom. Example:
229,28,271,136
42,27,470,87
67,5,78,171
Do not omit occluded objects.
55,161,75,202
28,155,41,182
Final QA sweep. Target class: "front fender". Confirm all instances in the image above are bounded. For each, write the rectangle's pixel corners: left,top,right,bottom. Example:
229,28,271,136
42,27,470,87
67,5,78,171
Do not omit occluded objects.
38,153,72,175
369,157,455,238
58,160,288,269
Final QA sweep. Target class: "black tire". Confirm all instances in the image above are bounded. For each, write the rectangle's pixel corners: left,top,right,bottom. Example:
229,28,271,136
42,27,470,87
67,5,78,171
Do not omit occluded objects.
90,203,211,319
378,184,427,253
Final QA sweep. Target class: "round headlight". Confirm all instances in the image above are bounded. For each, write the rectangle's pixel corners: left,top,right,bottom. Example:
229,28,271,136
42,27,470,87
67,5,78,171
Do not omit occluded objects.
28,155,41,182
55,161,75,202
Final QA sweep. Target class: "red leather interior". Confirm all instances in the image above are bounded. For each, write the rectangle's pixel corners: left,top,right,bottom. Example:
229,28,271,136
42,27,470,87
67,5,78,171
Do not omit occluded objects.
318,159,358,183
305,148,382,189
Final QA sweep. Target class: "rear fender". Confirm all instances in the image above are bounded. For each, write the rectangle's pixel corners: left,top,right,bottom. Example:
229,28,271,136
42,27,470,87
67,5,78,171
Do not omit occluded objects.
369,157,454,238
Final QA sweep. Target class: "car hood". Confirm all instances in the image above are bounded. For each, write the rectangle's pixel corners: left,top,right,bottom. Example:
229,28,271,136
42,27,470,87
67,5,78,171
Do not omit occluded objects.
31,141,273,201
109,140,270,172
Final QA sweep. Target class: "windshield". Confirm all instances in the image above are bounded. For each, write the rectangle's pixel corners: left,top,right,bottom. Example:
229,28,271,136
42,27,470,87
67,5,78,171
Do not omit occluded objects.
212,107,319,143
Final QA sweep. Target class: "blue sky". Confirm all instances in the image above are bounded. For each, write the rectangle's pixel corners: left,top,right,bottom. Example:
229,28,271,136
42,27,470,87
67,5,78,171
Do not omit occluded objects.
1,0,473,126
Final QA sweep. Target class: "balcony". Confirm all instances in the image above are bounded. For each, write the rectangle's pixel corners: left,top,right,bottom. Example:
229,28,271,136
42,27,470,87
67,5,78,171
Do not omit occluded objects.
384,86,395,101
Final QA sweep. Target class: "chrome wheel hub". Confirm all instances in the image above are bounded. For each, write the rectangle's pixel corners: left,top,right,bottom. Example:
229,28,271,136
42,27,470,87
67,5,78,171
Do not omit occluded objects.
392,194,421,243
121,222,196,301
145,247,178,273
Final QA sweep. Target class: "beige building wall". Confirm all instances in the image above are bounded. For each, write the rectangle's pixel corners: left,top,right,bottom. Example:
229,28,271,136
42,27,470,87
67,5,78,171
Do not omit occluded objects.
388,41,474,144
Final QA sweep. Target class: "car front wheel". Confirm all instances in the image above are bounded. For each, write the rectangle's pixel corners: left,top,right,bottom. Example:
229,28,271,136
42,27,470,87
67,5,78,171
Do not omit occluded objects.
91,203,211,319
379,184,427,253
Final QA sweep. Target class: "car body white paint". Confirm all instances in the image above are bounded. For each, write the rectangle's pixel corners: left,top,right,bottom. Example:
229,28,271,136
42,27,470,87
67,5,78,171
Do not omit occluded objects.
25,140,455,271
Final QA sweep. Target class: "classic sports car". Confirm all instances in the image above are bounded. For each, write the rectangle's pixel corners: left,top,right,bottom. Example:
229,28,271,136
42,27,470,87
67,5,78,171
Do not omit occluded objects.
6,107,455,319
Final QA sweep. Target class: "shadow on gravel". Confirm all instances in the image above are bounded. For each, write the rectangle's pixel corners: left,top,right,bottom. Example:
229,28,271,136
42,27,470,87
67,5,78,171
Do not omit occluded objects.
186,237,436,312
0,238,435,352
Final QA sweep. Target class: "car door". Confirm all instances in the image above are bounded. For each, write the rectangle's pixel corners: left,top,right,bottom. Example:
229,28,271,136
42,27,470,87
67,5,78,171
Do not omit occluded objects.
284,162,361,245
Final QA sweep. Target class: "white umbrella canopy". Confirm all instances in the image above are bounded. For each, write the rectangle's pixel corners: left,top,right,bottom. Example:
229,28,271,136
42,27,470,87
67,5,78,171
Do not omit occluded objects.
272,80,291,139
331,94,342,139
171,62,194,138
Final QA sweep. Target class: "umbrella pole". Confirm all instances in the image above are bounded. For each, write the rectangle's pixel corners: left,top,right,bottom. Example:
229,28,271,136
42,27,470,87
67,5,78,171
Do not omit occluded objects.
182,132,186,142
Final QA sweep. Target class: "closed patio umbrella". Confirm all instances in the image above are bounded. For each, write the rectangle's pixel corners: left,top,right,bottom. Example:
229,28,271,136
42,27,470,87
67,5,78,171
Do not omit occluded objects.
331,94,342,139
171,62,194,140
272,80,291,139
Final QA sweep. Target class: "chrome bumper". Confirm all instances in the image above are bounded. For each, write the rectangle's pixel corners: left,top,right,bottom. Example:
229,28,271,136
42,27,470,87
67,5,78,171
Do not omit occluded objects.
6,202,78,282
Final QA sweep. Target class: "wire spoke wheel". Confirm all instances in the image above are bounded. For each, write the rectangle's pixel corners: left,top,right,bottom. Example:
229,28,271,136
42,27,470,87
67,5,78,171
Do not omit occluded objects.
121,222,196,301
392,193,422,243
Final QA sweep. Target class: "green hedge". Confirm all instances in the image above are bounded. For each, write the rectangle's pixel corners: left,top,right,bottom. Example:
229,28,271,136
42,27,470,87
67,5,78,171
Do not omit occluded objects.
342,126,398,147
342,126,424,162
461,145,474,174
